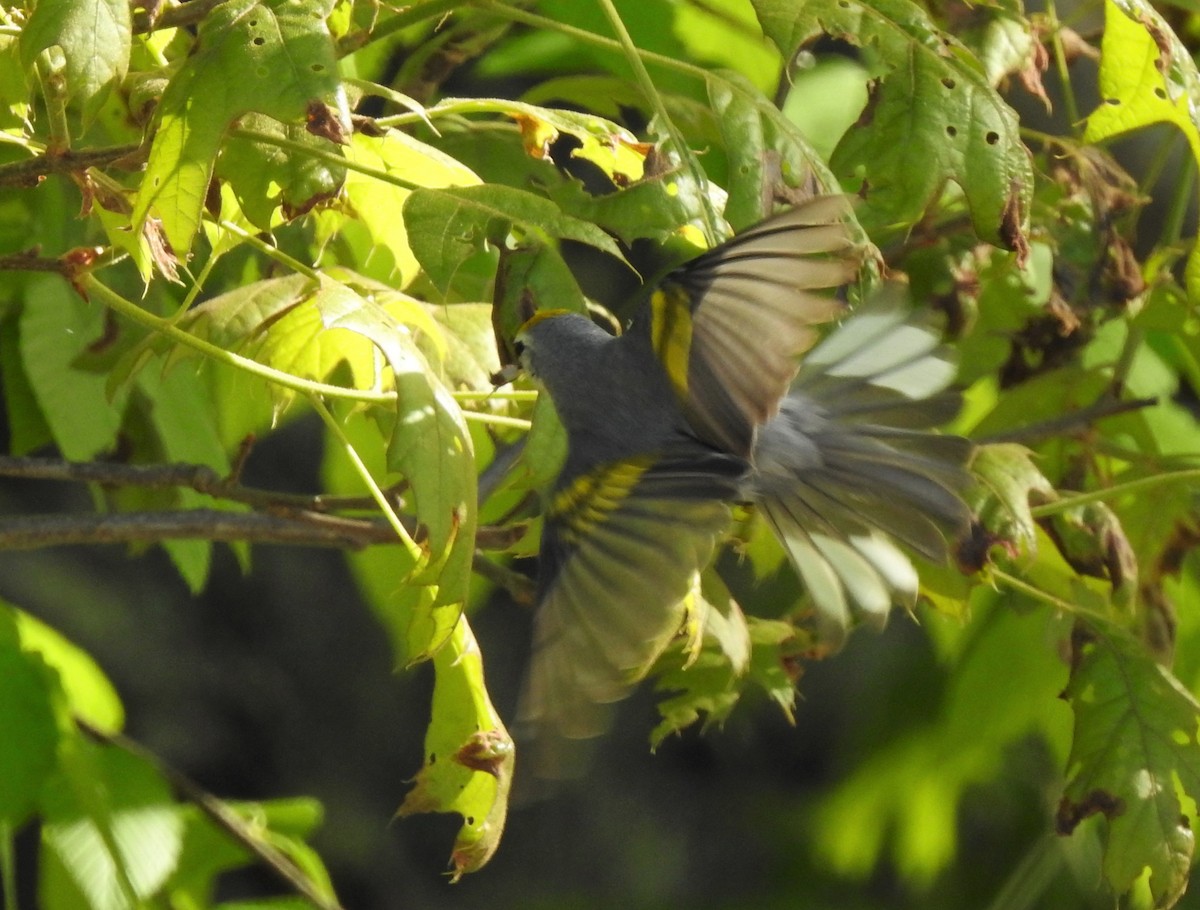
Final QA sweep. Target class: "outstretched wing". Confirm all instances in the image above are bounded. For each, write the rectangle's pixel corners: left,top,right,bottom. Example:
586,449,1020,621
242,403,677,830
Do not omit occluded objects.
518,451,746,744
753,287,973,647
639,196,864,457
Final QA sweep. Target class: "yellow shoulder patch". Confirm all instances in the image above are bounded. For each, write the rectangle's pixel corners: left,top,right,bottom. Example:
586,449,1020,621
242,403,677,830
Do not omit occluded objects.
551,457,653,543
518,308,577,335
649,285,693,403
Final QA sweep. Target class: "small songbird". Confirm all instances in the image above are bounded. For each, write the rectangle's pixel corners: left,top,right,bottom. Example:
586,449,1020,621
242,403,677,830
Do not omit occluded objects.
511,196,972,742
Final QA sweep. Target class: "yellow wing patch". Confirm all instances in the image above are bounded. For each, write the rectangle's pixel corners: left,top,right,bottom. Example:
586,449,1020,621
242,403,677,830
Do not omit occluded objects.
551,458,653,543
649,285,693,403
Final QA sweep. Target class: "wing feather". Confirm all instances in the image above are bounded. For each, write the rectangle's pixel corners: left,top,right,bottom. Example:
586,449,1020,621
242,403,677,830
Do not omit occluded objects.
645,196,863,455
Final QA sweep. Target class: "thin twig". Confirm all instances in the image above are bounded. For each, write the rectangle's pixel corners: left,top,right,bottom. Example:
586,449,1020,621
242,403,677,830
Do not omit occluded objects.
0,510,522,552
132,0,228,33
76,719,347,910
0,145,142,187
471,551,535,606
973,395,1158,444
0,511,404,551
0,455,385,513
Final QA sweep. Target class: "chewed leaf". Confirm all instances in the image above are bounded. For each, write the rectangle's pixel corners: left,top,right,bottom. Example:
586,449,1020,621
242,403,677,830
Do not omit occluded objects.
707,69,843,227
1084,0,1200,301
132,0,345,265
397,619,513,881
1059,619,1200,907
752,0,1033,248
968,443,1057,556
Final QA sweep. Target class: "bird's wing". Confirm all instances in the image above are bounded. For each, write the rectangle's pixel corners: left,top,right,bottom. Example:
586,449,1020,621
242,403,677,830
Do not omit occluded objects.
641,196,863,457
518,450,745,745
753,286,973,648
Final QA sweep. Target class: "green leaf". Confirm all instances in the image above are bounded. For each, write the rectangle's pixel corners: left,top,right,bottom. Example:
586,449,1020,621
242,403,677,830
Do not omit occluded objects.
314,283,477,660
40,739,183,910
166,796,335,906
0,611,61,827
132,0,344,259
1058,618,1200,907
817,598,1071,884
314,131,481,288
19,0,131,129
19,275,125,460
968,443,1057,555
419,302,503,393
0,304,53,454
397,618,512,881
490,243,588,354
707,69,843,227
178,273,405,416
752,0,1033,247
1083,0,1200,301
403,184,626,299
217,114,346,232
11,606,124,733
131,362,237,591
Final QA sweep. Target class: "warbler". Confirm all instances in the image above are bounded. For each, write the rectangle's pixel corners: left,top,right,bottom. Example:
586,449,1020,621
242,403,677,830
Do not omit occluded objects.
512,196,972,741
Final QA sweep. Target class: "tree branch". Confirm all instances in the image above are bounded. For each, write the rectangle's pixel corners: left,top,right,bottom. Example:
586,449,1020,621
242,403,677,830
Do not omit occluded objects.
0,510,401,550
974,395,1159,444
0,456,531,598
0,455,386,513
0,145,142,187
77,718,347,910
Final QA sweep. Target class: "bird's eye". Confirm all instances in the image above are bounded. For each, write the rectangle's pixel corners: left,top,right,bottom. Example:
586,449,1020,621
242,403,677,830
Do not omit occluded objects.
512,338,526,360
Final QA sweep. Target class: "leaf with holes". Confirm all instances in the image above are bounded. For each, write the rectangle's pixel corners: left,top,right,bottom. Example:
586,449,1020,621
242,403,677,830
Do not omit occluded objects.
397,618,513,881
132,0,344,267
1084,0,1200,300
751,0,1033,249
1058,618,1200,908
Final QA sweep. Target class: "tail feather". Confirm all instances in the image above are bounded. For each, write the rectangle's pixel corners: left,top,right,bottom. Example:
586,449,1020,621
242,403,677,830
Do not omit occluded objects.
751,287,972,647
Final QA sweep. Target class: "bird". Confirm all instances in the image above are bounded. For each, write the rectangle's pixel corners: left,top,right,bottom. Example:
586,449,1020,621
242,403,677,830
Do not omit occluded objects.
510,195,973,745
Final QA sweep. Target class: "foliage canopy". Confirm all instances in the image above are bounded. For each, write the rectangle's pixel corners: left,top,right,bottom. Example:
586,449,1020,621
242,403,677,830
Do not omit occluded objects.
1,0,1200,906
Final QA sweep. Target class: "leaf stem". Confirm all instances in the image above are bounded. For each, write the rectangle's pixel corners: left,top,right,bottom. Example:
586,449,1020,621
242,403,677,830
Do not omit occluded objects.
594,0,719,243
82,276,395,405
337,0,464,56
989,567,1078,614
308,395,426,565
1044,0,1081,130
230,127,423,192
1029,468,1200,518
216,220,323,281
461,411,531,430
